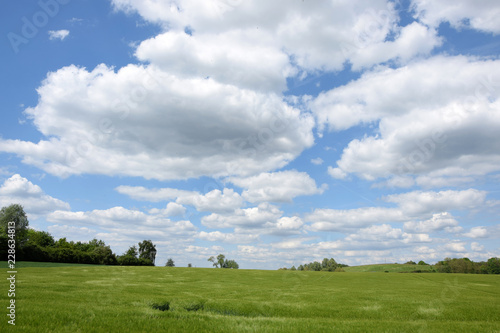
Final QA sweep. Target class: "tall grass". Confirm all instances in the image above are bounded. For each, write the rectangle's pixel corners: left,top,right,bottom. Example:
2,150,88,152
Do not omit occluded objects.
1,264,498,332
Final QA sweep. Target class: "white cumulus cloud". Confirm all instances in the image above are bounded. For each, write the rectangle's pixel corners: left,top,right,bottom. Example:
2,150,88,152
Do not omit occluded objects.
48,29,70,41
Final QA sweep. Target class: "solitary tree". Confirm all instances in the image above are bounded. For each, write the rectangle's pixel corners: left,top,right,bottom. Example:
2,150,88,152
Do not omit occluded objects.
0,204,29,246
217,254,226,268
208,256,219,268
165,258,175,267
208,254,239,269
138,240,157,265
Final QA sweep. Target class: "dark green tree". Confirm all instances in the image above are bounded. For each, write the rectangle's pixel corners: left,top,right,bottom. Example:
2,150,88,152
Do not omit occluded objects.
0,204,29,247
26,229,55,247
166,258,175,267
217,254,226,268
138,240,157,265
125,245,138,258
208,256,218,268
487,257,500,274
223,259,239,269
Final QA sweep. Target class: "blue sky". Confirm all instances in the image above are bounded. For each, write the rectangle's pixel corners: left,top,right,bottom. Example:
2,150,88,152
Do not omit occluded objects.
1,0,499,269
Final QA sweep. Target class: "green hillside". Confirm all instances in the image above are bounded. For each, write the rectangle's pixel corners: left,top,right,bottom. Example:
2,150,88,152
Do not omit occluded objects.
1,265,499,332
343,263,434,273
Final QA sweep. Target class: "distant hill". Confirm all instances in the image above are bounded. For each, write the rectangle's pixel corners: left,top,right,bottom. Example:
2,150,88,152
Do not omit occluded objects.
343,263,434,273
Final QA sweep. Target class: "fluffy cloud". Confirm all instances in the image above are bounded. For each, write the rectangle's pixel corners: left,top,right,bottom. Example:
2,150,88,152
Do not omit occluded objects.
345,224,405,241
228,170,325,203
411,0,500,34
47,225,96,241
47,206,196,239
307,189,488,231
48,30,70,41
313,56,500,183
149,202,186,217
118,185,243,213
403,212,460,233
201,202,282,229
306,207,406,232
385,189,487,216
113,0,438,71
310,158,323,165
176,188,243,213
197,231,258,244
0,64,314,180
463,226,488,239
136,30,294,93
0,174,70,219
471,242,485,252
115,185,194,202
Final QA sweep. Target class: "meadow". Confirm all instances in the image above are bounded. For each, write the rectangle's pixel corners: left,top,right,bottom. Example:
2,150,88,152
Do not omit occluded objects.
1,262,499,332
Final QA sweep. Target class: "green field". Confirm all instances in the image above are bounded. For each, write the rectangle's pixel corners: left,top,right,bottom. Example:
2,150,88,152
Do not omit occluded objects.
343,263,435,273
1,263,499,332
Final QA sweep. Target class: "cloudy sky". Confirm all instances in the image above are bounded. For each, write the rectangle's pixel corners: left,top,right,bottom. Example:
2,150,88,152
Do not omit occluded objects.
1,0,499,269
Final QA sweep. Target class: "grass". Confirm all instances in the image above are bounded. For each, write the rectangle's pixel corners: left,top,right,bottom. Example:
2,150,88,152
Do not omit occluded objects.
1,263,499,332
343,263,435,273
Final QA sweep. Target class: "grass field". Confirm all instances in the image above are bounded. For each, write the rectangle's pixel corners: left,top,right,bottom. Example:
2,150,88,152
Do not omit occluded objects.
343,263,435,273
1,263,499,332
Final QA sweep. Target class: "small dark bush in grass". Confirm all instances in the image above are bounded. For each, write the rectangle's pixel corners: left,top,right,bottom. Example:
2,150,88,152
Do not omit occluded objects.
183,300,206,312
151,301,170,311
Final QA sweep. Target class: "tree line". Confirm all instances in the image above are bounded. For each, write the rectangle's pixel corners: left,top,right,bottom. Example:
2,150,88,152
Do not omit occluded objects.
0,204,238,269
208,254,239,269
279,258,349,272
278,257,500,274
434,257,500,274
0,204,157,266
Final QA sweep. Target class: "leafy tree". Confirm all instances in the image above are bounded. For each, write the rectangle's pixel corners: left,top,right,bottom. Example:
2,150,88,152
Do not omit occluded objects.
290,265,296,271
405,260,417,265
217,254,226,268
93,245,117,265
209,254,238,269
223,259,239,269
487,257,500,274
88,238,106,250
125,245,138,258
417,260,428,266
166,258,175,267
26,229,55,247
188,263,192,268
0,204,30,256
138,240,157,265
208,256,218,268
55,237,72,248
295,258,346,272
